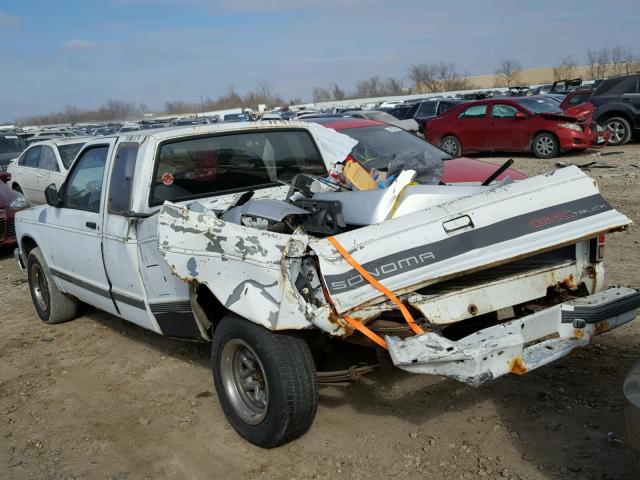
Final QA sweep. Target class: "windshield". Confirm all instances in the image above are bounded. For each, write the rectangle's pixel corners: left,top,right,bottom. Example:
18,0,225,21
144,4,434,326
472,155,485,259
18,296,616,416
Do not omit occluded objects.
150,129,326,205
515,98,563,114
57,142,86,169
341,125,451,170
0,135,27,155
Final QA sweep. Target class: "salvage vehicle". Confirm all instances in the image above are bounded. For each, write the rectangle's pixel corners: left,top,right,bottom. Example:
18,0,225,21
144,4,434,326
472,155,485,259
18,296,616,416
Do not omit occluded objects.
426,97,608,159
308,117,527,183
14,121,640,448
0,133,26,174
7,138,88,205
0,180,27,247
591,73,640,146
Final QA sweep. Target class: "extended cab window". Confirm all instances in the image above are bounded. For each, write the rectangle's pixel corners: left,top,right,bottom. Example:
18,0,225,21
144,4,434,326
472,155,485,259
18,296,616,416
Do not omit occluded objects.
109,143,139,213
150,130,326,205
459,105,487,118
64,146,109,213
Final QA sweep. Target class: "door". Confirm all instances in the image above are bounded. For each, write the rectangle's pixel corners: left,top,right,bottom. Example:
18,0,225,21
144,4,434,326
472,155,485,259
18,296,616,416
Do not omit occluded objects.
16,146,42,202
487,103,529,151
46,142,118,315
35,146,58,204
101,142,161,332
453,104,489,151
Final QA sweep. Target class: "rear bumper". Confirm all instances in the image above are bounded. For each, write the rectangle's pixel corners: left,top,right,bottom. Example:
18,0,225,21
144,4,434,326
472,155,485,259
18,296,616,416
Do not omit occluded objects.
387,287,640,386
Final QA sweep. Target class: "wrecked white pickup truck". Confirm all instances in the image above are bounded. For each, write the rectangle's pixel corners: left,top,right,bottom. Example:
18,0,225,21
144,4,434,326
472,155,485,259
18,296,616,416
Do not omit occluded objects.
14,121,640,448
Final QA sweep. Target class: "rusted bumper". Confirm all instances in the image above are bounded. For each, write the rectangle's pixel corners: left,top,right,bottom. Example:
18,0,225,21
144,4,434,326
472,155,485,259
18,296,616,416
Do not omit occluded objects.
387,287,640,386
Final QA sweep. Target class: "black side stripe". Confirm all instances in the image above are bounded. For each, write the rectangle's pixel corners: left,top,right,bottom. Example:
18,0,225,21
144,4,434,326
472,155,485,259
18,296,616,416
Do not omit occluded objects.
50,268,111,298
112,291,147,310
50,269,147,310
324,194,613,294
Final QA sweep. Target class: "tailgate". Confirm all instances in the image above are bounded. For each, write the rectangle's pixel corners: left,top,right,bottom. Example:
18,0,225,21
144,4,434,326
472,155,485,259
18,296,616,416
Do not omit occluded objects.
310,166,631,313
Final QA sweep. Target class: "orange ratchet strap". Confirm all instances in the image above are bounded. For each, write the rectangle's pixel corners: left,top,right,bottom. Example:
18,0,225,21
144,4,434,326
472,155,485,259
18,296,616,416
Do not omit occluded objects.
327,236,425,343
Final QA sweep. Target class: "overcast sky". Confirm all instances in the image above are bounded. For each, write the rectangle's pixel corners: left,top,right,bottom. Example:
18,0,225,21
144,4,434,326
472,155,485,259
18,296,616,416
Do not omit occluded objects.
1,0,638,119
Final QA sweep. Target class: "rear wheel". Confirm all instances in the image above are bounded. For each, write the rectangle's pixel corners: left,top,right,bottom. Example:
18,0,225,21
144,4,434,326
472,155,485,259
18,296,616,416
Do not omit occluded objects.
604,116,631,146
211,315,318,448
532,132,559,159
441,135,462,157
27,247,78,324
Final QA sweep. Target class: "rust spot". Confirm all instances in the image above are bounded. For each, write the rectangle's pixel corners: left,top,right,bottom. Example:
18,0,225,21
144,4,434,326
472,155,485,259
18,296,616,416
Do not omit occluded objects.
564,274,577,289
594,322,610,335
574,328,585,339
509,356,527,375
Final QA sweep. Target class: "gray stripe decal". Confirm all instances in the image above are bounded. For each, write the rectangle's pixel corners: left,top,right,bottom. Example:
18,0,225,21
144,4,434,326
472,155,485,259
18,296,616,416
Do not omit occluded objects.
112,291,147,310
149,301,192,314
324,194,612,294
50,268,111,298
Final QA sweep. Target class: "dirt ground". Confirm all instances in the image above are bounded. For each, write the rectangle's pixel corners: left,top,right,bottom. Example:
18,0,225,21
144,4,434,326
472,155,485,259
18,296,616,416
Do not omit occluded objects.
1,144,640,480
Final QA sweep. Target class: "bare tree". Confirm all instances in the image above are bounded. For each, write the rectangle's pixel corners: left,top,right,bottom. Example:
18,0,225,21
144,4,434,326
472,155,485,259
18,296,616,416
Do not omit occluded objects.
383,77,405,95
494,59,523,87
586,49,610,79
330,83,346,101
409,63,441,93
438,62,474,91
553,56,577,81
312,86,332,103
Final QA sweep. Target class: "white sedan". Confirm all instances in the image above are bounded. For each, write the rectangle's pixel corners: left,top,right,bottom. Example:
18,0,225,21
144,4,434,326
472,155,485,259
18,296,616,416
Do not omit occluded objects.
7,137,88,205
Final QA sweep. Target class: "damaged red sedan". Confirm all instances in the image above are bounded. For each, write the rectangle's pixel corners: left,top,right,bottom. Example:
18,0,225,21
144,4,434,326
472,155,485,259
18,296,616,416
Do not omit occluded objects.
425,97,608,159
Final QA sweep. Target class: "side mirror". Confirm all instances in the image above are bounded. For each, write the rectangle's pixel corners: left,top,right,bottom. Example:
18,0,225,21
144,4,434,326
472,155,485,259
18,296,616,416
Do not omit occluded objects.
45,184,63,207
515,112,527,120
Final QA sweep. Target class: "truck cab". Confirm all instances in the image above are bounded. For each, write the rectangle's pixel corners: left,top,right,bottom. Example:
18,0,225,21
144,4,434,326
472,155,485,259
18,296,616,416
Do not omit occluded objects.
14,121,640,448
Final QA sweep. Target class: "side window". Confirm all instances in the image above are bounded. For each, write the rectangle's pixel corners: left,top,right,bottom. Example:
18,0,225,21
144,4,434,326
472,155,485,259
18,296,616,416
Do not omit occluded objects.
108,143,139,214
39,146,59,171
491,104,519,119
20,146,41,167
459,105,487,118
417,102,436,117
438,102,456,114
64,146,109,213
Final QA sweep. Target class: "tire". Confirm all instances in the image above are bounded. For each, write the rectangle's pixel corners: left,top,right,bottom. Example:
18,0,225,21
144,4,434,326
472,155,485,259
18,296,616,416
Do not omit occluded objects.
603,116,632,146
532,132,559,159
27,247,78,324
211,315,318,448
441,135,462,157
12,183,23,194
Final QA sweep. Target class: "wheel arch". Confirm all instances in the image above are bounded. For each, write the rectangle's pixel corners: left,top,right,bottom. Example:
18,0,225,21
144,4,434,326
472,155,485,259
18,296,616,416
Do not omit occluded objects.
191,281,230,338
594,108,633,125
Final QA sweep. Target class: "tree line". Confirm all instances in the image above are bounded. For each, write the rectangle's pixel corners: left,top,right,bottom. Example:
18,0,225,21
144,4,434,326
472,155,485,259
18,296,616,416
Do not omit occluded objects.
15,45,640,125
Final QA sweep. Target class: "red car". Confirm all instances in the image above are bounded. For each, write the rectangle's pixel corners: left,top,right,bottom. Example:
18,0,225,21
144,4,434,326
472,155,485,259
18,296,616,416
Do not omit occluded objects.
309,117,527,183
425,97,608,159
0,180,28,247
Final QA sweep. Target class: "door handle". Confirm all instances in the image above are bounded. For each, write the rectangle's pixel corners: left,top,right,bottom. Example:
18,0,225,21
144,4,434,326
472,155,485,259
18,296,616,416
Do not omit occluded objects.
622,98,631,102
85,221,97,229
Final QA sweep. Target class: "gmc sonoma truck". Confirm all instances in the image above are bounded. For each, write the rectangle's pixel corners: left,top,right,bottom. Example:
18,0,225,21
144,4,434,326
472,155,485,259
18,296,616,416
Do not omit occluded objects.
14,121,640,448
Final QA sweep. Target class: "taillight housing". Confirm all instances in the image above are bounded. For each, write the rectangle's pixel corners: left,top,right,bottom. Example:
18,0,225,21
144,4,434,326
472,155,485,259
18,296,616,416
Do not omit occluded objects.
589,234,605,262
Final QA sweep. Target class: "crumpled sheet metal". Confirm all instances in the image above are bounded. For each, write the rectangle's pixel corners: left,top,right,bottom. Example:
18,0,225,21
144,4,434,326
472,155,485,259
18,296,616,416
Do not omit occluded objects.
387,287,639,385
157,202,322,332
